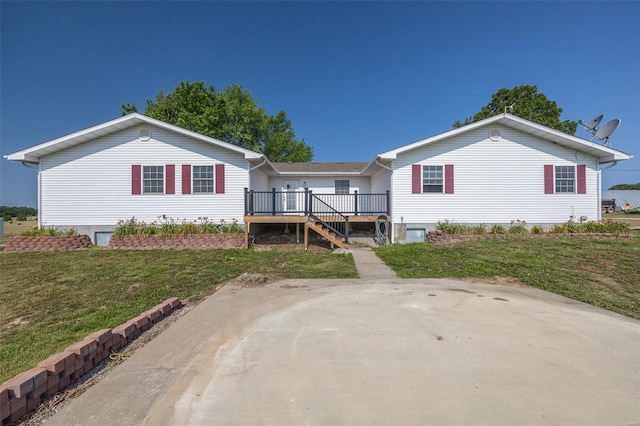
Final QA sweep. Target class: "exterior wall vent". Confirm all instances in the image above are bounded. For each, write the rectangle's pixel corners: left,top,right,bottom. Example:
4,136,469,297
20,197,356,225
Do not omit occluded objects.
139,129,152,141
489,129,501,141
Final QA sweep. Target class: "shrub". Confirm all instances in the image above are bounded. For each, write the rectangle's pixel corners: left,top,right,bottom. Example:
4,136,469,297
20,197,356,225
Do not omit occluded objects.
490,224,506,234
552,220,630,235
530,225,544,234
436,220,473,235
112,216,244,237
22,226,77,237
471,224,488,235
16,214,27,222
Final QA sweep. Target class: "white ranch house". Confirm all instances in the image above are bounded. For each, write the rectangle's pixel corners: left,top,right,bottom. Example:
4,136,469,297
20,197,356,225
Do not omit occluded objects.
5,112,631,246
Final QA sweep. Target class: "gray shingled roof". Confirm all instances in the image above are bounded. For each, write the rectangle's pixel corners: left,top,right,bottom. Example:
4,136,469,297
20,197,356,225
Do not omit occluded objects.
272,162,369,173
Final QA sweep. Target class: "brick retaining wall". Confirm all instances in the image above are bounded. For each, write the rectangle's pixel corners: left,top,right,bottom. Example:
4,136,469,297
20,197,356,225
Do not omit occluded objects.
107,234,244,249
4,235,92,253
0,298,182,425
427,230,635,243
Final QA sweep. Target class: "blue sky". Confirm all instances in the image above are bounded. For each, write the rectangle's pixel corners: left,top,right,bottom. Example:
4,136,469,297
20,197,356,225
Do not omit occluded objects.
1,1,639,208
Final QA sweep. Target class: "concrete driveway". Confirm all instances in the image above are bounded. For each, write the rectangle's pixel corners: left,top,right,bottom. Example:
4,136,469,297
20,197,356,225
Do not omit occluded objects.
47,278,639,426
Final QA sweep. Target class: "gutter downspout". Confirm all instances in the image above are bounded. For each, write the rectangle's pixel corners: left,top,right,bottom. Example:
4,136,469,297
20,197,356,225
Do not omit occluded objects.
20,161,41,226
375,159,394,242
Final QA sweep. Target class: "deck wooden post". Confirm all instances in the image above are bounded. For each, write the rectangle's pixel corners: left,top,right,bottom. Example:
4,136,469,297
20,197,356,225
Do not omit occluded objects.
244,223,250,249
304,223,309,250
296,223,300,243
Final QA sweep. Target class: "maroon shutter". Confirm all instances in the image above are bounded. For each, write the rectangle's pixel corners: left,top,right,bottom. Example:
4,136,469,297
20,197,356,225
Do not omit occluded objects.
166,164,175,194
215,164,225,194
577,164,586,194
544,165,554,194
411,164,421,194
132,165,141,195
182,165,191,194
444,164,454,194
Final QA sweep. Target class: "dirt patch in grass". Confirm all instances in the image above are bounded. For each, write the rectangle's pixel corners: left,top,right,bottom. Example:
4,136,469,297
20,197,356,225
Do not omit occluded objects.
252,232,332,253
458,276,529,288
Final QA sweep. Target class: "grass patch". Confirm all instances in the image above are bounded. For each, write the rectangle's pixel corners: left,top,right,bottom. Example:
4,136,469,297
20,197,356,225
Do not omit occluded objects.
375,237,640,320
0,219,38,245
0,248,357,382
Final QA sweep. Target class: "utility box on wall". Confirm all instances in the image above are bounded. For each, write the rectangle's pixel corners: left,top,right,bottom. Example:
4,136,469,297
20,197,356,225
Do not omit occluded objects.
0,218,4,236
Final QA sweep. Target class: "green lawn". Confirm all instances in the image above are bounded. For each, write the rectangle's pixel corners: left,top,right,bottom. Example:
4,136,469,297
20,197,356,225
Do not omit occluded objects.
375,236,640,320
0,248,357,382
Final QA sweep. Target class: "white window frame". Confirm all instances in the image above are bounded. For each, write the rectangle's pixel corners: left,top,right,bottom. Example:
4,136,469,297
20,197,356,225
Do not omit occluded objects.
422,165,443,193
143,165,164,194
193,165,214,194
555,165,575,193
335,180,350,195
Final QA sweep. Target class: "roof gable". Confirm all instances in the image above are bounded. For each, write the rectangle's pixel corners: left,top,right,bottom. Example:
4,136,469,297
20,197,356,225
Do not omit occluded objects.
378,113,632,164
5,113,263,163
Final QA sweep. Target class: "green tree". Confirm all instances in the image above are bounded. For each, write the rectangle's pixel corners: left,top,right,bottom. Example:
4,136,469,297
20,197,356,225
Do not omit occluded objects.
453,85,577,134
121,81,313,162
609,183,640,190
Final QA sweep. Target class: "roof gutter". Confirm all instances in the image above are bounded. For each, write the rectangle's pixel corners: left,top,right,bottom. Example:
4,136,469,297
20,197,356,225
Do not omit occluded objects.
20,161,39,173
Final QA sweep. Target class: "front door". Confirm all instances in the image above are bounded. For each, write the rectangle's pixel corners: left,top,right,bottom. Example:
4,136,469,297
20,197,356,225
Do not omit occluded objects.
283,180,299,213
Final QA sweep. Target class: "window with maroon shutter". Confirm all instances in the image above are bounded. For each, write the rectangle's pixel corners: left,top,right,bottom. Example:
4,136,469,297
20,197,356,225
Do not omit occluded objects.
182,165,191,194
555,166,575,193
142,166,164,194
544,165,554,194
412,164,421,194
444,164,454,194
193,166,214,193
131,165,141,195
577,164,586,194
422,165,443,193
166,164,175,194
215,164,225,194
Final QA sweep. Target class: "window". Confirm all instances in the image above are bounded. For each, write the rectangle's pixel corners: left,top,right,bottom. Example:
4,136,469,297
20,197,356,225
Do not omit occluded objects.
143,166,164,194
555,166,575,193
422,165,443,193
335,180,350,195
193,165,214,193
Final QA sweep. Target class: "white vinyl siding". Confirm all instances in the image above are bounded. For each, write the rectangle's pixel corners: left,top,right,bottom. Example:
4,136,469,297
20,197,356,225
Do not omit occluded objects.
391,125,600,225
39,124,249,227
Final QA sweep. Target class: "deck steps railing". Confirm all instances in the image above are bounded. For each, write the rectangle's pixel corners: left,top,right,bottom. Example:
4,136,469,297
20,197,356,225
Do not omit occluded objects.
244,188,389,217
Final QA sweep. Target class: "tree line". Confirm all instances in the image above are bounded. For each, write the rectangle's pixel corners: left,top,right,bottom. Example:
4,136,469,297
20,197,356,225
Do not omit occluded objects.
1,206,37,221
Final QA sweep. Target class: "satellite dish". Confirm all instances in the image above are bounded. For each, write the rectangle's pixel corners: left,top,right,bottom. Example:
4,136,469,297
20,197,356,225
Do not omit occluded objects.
580,114,604,132
593,118,621,146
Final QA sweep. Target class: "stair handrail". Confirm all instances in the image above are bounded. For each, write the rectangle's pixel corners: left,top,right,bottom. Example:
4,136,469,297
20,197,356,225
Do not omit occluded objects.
308,193,349,243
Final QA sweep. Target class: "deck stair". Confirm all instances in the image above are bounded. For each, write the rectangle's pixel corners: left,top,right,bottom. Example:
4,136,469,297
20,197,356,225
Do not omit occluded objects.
306,216,350,249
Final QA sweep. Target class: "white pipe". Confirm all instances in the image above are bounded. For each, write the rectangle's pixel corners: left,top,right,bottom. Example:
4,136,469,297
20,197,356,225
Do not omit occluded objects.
248,158,267,172
375,159,393,171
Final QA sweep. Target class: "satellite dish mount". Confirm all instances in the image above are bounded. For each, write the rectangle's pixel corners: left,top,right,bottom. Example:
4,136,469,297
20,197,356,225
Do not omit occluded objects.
578,114,620,147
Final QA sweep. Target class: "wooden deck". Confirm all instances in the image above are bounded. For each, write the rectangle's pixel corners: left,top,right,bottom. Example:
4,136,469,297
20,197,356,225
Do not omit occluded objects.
243,214,391,249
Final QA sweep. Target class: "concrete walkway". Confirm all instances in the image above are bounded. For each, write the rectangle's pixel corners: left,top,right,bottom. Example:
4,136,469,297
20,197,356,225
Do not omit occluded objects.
349,247,399,280
43,250,640,426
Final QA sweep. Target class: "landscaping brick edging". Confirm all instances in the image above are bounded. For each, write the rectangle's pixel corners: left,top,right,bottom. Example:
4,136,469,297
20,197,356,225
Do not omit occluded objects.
0,298,182,425
107,233,244,250
427,230,635,243
4,235,92,253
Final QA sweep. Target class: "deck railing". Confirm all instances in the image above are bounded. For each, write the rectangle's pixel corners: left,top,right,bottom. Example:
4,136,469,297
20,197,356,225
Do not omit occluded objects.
244,188,390,217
